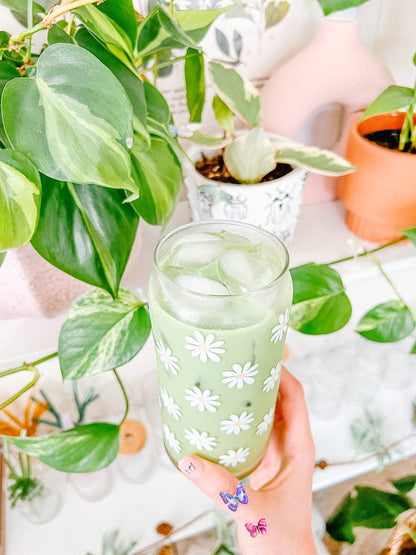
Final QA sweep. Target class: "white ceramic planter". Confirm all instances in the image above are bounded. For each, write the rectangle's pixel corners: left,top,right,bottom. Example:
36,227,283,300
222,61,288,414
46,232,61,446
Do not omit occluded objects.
184,144,307,243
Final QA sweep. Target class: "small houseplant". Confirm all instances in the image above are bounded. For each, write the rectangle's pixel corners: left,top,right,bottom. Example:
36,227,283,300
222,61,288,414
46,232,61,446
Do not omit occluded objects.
182,61,355,243
339,53,416,243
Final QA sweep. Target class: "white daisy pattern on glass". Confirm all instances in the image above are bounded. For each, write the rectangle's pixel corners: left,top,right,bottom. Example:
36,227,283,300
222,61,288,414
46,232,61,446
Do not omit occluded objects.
184,385,220,413
262,361,282,393
219,447,250,468
271,307,291,343
160,388,181,420
220,411,254,435
185,331,225,363
163,424,181,454
222,362,259,390
156,340,180,375
256,406,275,435
184,428,217,451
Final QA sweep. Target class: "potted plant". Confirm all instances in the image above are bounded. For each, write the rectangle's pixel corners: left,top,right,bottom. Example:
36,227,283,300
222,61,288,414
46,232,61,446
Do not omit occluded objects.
339,55,416,243
0,0,226,316
182,61,355,243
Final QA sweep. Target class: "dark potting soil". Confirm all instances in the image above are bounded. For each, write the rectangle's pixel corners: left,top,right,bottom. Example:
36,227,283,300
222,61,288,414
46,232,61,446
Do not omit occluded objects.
364,129,416,154
195,154,293,184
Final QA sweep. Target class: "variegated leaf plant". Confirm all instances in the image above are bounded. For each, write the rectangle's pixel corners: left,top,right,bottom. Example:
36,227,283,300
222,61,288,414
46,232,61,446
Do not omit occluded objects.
184,61,355,184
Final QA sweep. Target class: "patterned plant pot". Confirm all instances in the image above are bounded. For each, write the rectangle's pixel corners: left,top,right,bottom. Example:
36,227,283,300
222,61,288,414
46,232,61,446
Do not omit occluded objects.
184,143,307,244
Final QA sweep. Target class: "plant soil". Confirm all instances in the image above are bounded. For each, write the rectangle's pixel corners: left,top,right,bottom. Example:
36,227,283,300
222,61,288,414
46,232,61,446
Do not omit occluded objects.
364,129,416,154
195,154,293,184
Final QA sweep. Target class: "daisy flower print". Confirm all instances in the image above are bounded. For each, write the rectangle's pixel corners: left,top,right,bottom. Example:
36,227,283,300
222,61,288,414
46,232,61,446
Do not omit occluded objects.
219,447,250,468
185,331,225,363
222,362,259,389
220,411,254,435
184,428,217,451
263,361,282,393
184,385,220,412
163,424,181,454
270,308,290,343
256,406,275,435
160,388,181,420
156,340,180,375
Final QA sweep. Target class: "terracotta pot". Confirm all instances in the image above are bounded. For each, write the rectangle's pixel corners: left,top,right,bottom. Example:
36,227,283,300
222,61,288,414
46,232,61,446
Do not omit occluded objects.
338,113,416,243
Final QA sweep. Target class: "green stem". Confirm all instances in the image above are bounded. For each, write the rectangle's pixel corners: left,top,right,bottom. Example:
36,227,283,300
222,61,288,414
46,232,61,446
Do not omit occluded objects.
23,0,33,64
113,370,129,426
0,352,57,410
368,252,407,305
144,51,199,73
328,236,407,266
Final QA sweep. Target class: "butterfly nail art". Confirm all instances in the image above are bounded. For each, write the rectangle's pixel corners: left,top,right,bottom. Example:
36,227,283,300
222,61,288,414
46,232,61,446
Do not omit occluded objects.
245,518,267,537
219,481,248,512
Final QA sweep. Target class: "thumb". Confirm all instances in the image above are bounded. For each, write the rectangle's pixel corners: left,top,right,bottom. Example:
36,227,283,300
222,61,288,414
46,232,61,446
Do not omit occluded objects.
179,455,247,512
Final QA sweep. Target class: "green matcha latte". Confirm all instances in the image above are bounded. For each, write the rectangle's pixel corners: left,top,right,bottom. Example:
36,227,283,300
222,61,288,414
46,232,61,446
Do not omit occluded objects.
149,221,292,478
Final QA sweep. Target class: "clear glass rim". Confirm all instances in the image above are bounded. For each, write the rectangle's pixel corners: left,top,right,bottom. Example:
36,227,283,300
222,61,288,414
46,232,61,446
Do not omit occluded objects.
153,220,290,300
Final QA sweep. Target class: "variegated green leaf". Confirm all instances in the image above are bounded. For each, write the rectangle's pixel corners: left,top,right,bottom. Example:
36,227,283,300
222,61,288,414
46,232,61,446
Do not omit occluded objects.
96,0,137,47
275,142,355,176
185,48,205,123
0,61,19,96
209,61,261,127
224,128,276,183
184,131,232,149
213,95,234,135
74,4,134,66
317,0,370,15
0,149,41,250
59,288,151,380
175,7,231,42
130,135,182,226
4,423,119,473
356,301,415,343
362,85,414,121
2,43,137,194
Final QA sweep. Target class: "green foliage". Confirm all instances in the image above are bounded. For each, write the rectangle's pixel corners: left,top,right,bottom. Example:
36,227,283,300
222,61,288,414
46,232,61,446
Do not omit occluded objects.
0,61,19,95
59,288,151,380
391,476,416,494
403,227,416,246
356,301,415,343
209,61,261,127
290,264,352,334
185,48,205,123
0,149,41,250
213,95,234,135
176,7,231,42
276,143,355,176
317,0,370,16
130,135,182,226
31,176,139,297
0,252,5,267
362,85,415,120
2,44,137,194
327,486,414,544
4,423,120,472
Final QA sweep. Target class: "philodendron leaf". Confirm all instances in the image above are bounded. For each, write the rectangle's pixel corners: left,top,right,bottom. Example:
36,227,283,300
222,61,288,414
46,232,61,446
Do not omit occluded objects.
0,61,19,96
317,0,370,16
59,288,151,380
213,95,234,135
96,0,137,47
47,24,76,45
185,48,205,123
327,486,413,543
362,85,414,120
209,61,261,127
0,149,41,250
2,43,137,194
184,131,232,149
356,300,415,342
130,135,182,226
175,7,231,42
265,1,290,29
290,264,352,334
276,142,355,175
31,176,139,297
392,476,416,494
4,423,119,473
403,227,416,246
224,128,276,183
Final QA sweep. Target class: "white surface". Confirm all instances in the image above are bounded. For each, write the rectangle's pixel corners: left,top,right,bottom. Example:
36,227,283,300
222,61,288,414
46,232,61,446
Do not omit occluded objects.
2,200,416,554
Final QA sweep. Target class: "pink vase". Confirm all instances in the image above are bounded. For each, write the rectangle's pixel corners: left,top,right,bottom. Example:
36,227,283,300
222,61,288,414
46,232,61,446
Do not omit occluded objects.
260,12,393,204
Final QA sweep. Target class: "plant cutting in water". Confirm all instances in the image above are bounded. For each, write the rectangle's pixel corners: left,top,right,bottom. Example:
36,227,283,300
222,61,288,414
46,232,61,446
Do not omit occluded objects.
2,441,43,508
360,52,416,153
184,61,355,184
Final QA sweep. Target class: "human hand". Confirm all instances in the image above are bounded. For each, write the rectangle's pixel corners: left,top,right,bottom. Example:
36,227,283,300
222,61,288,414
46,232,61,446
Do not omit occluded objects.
178,368,316,555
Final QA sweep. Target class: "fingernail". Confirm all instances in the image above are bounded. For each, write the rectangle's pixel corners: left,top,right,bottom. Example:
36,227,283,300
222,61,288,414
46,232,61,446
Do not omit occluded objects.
178,456,202,479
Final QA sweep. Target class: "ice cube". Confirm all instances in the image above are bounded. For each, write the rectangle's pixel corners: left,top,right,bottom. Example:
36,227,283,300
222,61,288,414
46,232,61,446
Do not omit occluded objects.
175,274,229,295
170,240,225,269
219,248,256,293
